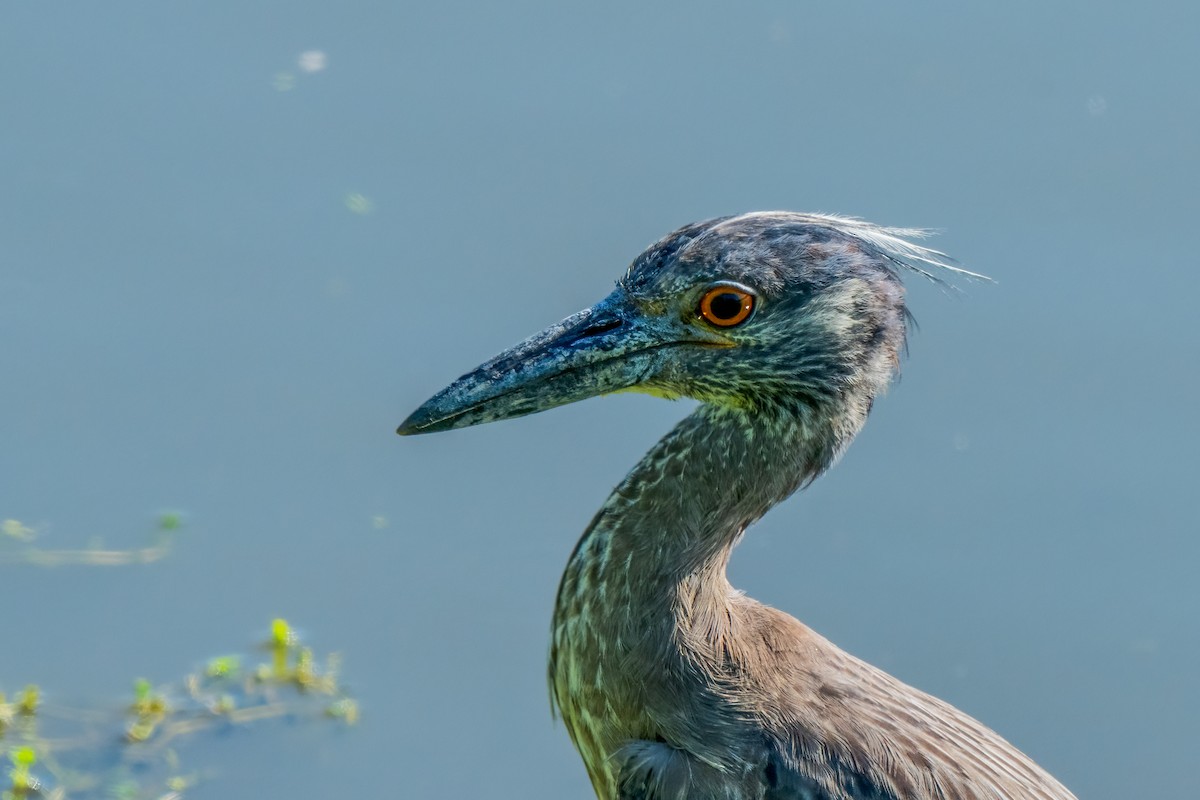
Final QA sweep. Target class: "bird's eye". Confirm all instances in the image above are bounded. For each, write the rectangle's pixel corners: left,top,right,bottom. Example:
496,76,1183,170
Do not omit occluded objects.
698,286,755,327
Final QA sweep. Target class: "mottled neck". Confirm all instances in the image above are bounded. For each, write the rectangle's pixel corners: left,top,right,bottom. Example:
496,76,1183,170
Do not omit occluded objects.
550,399,868,775
562,400,860,615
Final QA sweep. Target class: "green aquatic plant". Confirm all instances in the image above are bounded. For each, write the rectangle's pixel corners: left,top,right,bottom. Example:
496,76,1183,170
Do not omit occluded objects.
324,697,360,726
2,509,359,796
0,521,36,542
0,688,39,741
0,620,355,798
126,680,168,743
5,745,38,798
0,514,184,567
13,690,37,719
202,656,239,680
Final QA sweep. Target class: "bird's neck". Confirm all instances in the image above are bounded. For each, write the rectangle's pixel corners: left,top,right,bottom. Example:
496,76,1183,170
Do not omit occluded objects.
556,398,863,648
550,398,869,781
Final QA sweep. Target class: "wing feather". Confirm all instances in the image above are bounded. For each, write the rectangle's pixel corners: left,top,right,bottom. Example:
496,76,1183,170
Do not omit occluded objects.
746,605,1077,800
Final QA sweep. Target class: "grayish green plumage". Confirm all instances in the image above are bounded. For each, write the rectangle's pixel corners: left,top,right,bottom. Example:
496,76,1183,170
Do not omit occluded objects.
399,212,1076,800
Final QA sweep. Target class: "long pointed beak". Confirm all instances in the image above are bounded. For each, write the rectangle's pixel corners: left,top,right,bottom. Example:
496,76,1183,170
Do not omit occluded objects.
398,293,680,435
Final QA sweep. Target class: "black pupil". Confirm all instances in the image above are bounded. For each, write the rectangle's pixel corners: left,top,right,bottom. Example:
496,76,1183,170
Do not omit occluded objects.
709,292,745,320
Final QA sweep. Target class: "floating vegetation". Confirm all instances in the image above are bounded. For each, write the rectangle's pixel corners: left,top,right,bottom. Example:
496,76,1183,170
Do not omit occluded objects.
343,193,373,215
0,619,357,799
6,746,38,798
0,514,183,567
1,521,36,542
297,50,328,74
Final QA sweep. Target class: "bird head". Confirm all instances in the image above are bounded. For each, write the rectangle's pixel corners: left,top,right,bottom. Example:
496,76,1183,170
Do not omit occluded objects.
398,212,975,436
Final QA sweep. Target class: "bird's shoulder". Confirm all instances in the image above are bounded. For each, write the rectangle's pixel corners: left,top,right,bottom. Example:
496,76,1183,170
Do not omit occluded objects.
727,601,1077,800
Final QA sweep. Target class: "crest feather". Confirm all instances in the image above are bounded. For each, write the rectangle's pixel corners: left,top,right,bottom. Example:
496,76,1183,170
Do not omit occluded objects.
716,211,990,284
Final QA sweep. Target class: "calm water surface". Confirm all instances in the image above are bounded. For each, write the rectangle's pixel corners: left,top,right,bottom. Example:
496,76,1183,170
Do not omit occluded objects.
1,3,1197,797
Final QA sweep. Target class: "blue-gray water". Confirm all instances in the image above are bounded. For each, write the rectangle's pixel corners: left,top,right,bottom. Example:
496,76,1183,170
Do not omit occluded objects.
2,3,1197,798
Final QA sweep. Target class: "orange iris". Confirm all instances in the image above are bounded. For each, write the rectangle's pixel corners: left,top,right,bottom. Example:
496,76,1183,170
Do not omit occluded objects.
698,286,755,327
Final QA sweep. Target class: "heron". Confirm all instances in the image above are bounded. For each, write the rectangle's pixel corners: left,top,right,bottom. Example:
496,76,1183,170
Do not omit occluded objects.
398,212,1077,800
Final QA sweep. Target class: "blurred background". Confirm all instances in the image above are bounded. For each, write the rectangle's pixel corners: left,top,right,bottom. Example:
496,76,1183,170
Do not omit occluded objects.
1,2,1196,797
